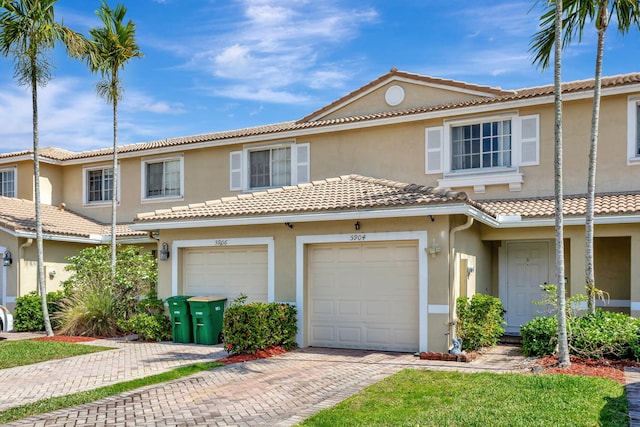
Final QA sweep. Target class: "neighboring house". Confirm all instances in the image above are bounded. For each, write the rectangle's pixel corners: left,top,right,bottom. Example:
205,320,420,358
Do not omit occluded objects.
1,69,639,353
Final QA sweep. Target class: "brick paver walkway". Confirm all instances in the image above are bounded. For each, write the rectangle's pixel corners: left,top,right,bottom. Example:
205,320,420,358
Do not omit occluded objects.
1,335,637,426
0,335,225,413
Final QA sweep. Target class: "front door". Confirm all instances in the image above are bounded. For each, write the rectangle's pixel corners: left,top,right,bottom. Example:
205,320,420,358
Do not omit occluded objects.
504,241,552,333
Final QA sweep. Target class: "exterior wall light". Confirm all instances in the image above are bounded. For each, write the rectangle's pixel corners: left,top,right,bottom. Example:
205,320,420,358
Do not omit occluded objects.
355,221,361,231
3,250,12,267
159,242,170,261
427,239,441,258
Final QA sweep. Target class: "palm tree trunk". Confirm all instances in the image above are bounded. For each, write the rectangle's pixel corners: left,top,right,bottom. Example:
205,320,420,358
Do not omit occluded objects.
111,94,117,284
32,59,53,337
554,0,570,367
585,10,608,315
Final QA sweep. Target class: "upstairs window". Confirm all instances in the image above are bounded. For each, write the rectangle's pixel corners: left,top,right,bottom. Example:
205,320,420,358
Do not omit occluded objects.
250,146,291,188
230,142,309,191
142,156,183,201
451,120,512,171
0,167,16,198
87,167,113,203
425,114,538,193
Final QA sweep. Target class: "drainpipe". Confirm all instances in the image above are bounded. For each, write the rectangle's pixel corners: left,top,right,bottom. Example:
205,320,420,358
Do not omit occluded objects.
18,239,33,299
448,217,474,345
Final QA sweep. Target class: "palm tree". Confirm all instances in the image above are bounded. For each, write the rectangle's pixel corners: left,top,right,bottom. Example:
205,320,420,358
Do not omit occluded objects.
532,0,640,314
531,0,572,367
84,1,142,282
0,0,85,336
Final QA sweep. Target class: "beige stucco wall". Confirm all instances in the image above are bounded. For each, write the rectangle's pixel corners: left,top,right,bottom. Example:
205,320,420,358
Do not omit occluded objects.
323,81,487,121
156,215,458,352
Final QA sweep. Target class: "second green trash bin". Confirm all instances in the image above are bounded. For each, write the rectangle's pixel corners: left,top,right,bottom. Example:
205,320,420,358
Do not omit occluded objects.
166,295,193,343
187,296,227,345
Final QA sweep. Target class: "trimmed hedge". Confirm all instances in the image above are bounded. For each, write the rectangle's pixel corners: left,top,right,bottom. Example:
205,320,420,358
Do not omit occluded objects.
222,300,297,355
521,310,640,359
13,290,66,332
456,294,506,351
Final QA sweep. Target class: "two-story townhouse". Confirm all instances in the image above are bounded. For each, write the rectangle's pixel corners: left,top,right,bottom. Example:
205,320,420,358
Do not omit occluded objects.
2,68,639,353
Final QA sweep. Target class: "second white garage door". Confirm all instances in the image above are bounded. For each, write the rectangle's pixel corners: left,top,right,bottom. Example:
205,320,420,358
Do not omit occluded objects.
183,245,268,303
308,241,419,352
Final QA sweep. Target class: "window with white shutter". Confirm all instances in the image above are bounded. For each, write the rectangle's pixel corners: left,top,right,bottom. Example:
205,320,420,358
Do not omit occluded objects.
425,126,443,174
230,142,310,191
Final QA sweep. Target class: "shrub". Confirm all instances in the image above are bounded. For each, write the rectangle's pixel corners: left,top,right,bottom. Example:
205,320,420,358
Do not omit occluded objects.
571,310,640,360
118,313,171,342
63,245,157,319
521,315,558,357
13,290,66,332
456,294,505,351
521,310,640,359
222,296,297,355
55,284,119,337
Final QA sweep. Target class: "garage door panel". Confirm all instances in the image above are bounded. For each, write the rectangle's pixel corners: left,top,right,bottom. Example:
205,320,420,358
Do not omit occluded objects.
184,246,267,303
309,241,419,352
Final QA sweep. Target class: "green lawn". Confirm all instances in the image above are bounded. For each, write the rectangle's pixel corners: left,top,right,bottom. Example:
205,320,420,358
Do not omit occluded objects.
300,369,628,427
0,340,112,369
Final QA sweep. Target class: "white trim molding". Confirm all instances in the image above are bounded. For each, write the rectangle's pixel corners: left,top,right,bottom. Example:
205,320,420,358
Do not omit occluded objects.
295,231,429,352
140,154,185,203
628,95,640,165
170,237,275,302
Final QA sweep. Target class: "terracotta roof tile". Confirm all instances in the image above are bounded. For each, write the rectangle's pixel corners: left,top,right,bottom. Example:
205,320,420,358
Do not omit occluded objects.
0,197,146,239
135,175,470,222
5,72,638,163
478,192,640,219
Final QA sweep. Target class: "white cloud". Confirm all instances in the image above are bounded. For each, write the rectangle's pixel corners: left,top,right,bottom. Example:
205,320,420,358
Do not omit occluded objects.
185,0,378,103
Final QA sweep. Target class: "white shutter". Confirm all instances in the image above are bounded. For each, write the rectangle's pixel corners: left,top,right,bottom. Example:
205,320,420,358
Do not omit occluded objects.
295,143,310,184
425,126,443,174
230,151,243,190
519,115,539,166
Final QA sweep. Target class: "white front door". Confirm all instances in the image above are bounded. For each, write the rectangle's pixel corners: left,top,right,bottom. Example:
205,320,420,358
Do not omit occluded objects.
504,241,553,333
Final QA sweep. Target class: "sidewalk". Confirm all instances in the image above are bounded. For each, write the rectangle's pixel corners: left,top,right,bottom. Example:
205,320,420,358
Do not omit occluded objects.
0,334,226,412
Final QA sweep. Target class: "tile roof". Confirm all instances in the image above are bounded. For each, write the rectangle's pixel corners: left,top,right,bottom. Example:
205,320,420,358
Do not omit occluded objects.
0,197,146,239
477,192,640,219
135,175,471,222
4,72,639,162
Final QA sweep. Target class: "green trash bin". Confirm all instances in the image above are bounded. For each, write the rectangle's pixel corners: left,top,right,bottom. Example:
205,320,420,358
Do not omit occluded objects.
188,296,227,345
166,295,194,343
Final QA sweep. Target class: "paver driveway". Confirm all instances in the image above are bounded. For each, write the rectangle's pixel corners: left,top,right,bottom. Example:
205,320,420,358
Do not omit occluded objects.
4,346,526,427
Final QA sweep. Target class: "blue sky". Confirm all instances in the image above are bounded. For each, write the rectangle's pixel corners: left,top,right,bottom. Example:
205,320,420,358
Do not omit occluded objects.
1,0,639,153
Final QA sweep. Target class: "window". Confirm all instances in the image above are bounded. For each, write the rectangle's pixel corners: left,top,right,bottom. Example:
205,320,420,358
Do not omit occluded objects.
230,143,309,191
0,168,15,198
87,168,113,202
142,156,183,200
425,114,539,193
629,97,640,163
451,120,511,171
249,146,291,188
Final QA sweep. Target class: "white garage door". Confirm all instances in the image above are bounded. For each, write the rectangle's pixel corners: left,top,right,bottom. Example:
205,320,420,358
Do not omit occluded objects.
308,241,419,352
183,246,268,303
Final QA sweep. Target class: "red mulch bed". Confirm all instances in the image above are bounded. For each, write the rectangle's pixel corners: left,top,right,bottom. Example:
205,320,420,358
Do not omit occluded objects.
216,346,288,364
31,335,101,343
535,355,640,384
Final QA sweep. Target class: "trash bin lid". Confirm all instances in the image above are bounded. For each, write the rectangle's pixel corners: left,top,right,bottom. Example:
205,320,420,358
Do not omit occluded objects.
187,296,227,302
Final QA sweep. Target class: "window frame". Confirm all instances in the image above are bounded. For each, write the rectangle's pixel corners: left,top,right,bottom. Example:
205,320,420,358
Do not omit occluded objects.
230,141,309,191
83,164,118,205
628,96,640,165
425,113,539,193
248,144,292,189
140,155,184,203
0,166,17,198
